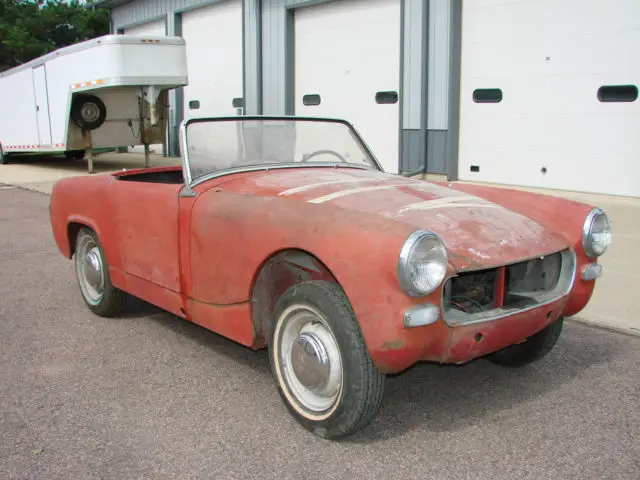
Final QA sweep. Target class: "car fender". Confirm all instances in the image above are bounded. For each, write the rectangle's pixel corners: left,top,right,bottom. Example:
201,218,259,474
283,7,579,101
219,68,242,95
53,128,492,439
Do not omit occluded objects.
440,182,601,316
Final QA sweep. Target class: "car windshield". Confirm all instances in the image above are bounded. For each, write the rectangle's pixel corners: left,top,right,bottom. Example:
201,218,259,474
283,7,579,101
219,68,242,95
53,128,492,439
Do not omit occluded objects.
184,117,380,183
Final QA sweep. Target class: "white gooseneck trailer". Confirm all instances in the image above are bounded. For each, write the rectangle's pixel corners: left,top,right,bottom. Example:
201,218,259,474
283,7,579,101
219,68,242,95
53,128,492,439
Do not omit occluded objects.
0,34,188,171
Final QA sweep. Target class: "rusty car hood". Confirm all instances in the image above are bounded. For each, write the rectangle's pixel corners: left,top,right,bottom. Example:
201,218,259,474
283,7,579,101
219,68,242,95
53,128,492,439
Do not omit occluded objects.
215,167,571,271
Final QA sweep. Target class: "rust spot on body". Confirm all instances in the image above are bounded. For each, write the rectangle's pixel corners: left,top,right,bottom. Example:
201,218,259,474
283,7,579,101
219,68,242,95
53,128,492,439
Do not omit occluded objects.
381,339,405,351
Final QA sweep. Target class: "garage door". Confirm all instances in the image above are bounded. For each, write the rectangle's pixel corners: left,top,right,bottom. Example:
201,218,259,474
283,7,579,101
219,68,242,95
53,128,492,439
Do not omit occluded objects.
294,0,401,174
458,0,640,197
181,0,243,119
123,18,166,36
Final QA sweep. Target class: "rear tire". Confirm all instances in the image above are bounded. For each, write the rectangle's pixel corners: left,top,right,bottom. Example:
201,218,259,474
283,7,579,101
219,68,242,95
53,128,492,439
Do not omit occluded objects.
269,280,385,440
487,317,564,367
74,227,127,317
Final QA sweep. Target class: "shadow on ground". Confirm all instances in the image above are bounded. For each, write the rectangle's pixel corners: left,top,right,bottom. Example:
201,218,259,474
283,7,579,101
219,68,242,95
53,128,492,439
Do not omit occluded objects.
119,296,618,443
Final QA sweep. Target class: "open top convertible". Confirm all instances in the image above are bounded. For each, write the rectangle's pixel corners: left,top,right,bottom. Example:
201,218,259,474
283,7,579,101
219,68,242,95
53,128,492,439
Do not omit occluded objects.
49,116,612,439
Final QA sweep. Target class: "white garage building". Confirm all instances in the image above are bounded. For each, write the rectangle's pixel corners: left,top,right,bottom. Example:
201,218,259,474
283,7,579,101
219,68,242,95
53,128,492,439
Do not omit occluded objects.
97,0,639,198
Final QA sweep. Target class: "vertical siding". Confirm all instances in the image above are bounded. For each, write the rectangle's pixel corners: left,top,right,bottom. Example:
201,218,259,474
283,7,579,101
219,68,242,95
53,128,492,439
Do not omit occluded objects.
112,0,167,28
244,0,262,114
112,0,233,29
427,0,451,130
401,0,425,130
261,0,286,115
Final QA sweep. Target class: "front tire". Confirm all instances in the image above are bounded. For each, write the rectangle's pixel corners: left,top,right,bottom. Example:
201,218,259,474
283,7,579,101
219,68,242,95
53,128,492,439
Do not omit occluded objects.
487,317,564,367
74,227,127,317
269,280,385,440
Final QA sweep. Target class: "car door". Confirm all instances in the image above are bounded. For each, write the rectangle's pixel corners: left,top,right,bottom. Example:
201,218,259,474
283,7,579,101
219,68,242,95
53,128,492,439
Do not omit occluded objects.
108,178,182,294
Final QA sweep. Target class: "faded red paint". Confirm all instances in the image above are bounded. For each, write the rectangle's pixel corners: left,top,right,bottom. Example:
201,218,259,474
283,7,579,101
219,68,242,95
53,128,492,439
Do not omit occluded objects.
49,164,603,374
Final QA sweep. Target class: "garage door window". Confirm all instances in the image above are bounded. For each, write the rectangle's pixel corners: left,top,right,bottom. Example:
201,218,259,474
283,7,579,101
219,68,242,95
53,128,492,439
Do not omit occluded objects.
302,94,321,106
375,91,398,104
597,85,638,103
473,88,503,103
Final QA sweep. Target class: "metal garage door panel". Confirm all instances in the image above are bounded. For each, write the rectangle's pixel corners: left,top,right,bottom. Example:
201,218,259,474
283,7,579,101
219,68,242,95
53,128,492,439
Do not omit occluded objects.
294,0,401,174
182,0,243,119
458,0,640,197
123,19,166,36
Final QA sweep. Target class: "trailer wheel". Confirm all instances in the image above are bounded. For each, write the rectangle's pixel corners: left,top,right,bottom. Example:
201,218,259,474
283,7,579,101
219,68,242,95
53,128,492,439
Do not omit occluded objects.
71,94,107,130
65,150,86,160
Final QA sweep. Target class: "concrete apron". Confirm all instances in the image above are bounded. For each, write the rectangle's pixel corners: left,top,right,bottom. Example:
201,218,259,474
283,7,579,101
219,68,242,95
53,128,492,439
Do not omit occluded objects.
2,153,638,336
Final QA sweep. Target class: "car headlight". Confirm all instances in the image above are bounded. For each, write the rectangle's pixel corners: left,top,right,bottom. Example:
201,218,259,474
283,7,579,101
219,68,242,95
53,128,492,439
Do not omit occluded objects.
582,208,612,258
397,230,448,297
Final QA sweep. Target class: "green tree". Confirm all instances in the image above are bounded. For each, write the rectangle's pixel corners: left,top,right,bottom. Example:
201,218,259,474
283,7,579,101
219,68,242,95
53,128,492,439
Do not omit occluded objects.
0,0,109,72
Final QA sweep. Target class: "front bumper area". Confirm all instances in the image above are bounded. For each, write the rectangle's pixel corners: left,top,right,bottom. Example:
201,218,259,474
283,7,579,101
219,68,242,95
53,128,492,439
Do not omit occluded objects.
439,297,566,364
370,296,567,373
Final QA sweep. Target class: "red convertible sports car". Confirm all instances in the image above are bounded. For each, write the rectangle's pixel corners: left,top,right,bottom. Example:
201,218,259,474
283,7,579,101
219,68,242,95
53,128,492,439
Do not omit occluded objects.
49,116,612,439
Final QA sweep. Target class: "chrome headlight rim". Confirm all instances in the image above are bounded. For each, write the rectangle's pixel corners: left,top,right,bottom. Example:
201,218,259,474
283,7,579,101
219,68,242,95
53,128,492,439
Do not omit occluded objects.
397,229,448,297
581,207,611,258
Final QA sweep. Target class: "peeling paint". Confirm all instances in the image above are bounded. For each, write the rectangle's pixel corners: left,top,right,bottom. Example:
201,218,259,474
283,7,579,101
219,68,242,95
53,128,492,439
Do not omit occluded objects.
381,339,405,351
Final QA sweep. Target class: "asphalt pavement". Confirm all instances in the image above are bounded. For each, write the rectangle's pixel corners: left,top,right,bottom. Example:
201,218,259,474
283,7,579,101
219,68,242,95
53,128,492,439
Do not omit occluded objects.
1,187,639,480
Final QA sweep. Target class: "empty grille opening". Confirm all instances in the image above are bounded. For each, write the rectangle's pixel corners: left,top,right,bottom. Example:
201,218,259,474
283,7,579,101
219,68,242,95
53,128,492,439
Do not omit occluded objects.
504,252,562,308
443,267,497,315
443,251,568,324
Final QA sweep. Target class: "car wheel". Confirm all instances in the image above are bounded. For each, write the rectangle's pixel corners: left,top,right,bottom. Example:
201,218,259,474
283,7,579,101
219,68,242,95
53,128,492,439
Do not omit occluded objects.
71,94,107,130
74,227,127,317
486,317,564,367
269,280,385,440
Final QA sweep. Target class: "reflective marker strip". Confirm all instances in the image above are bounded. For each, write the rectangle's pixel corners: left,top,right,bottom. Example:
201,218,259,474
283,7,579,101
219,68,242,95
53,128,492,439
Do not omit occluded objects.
4,144,65,150
71,79,103,89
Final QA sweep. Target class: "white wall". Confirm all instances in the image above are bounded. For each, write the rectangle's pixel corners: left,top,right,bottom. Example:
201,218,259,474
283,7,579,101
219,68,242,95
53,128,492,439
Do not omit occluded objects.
458,0,640,197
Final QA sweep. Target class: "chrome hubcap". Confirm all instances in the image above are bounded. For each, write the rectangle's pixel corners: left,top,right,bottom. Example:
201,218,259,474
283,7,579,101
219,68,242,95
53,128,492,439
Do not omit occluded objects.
83,249,103,291
277,306,343,415
75,234,104,305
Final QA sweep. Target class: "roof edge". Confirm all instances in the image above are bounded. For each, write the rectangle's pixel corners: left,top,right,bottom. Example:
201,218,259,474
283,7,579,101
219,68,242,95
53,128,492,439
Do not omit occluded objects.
93,0,135,8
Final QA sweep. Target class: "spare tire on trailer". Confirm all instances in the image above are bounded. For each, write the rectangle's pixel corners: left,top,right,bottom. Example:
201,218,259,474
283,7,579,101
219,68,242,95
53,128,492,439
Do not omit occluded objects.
71,94,107,130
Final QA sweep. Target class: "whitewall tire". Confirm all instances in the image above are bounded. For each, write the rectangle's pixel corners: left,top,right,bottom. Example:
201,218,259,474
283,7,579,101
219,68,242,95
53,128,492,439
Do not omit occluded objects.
269,280,385,439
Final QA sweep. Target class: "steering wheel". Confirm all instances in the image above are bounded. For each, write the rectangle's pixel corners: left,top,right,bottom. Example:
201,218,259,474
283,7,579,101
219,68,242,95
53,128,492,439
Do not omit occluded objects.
300,149,348,163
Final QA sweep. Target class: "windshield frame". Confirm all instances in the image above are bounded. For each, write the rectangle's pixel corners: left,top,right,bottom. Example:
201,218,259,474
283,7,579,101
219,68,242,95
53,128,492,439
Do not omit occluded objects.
178,115,384,192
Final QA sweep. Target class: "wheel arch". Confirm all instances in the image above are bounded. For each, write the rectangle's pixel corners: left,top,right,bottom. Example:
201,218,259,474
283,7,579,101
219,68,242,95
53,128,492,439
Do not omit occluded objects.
249,248,341,348
66,218,105,258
